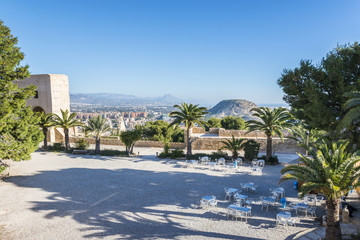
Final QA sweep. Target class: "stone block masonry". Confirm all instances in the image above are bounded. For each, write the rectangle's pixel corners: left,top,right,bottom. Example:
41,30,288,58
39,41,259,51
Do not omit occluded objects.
68,135,303,154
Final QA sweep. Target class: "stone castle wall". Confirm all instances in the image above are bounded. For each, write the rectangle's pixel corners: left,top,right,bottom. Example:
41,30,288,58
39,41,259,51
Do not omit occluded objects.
191,137,303,154
69,137,186,149
68,135,303,154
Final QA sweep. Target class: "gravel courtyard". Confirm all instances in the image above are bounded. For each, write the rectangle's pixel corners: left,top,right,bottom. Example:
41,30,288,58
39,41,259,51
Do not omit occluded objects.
0,151,320,240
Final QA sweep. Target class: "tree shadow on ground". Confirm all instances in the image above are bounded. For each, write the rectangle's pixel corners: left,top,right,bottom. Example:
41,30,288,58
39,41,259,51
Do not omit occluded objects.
4,165,314,239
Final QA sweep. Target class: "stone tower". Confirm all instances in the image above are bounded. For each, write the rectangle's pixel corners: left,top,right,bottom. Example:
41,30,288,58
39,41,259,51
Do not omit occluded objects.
15,74,71,143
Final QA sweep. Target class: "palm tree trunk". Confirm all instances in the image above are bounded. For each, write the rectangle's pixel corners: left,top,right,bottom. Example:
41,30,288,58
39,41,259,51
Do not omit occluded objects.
186,127,192,156
326,198,342,240
266,135,272,161
129,143,134,155
64,129,70,151
95,137,101,154
43,128,48,148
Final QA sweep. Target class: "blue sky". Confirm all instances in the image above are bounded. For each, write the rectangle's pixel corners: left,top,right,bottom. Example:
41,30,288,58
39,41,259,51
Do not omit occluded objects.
1,1,359,106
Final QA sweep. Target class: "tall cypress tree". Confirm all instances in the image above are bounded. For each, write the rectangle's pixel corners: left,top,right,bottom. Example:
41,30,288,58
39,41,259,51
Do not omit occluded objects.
0,20,43,162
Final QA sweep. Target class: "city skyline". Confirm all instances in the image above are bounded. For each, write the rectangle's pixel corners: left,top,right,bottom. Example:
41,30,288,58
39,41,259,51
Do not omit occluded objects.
1,0,360,105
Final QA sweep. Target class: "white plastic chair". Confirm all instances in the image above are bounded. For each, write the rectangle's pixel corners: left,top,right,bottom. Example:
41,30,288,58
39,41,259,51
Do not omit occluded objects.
235,158,242,166
218,158,226,165
227,208,237,220
307,207,316,218
276,216,288,228
257,160,265,168
224,187,232,201
287,217,299,227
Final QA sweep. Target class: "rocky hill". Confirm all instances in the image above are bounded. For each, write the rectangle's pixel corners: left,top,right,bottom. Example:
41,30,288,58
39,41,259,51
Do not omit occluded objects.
208,99,257,120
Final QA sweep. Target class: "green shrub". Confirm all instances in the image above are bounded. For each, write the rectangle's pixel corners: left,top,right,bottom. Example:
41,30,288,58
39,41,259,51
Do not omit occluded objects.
158,152,169,158
258,155,279,165
158,149,185,159
170,149,184,159
243,140,260,161
99,149,128,156
74,139,90,150
210,150,229,160
47,142,66,152
186,153,209,160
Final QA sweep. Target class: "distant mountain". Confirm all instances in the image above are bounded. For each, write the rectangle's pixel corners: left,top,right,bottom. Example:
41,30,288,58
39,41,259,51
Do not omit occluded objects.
208,99,258,120
70,93,181,106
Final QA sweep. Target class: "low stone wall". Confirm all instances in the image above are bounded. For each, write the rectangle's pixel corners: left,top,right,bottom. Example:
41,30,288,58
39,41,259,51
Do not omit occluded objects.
69,137,185,149
68,133,303,154
192,127,205,134
209,128,220,135
191,137,304,154
191,127,292,138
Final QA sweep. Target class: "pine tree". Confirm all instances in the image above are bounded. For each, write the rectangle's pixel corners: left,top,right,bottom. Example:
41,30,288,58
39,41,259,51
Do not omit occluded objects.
0,20,43,161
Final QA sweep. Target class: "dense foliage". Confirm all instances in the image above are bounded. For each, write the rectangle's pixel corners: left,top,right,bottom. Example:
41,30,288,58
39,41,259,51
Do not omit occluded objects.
280,141,360,240
0,20,43,161
206,116,246,130
143,120,184,143
120,129,142,155
278,42,360,149
206,117,221,129
74,139,90,150
221,116,246,130
158,149,185,159
243,140,260,161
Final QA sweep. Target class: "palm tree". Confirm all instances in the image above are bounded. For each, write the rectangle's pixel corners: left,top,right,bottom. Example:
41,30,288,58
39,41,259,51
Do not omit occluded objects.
38,112,53,148
220,136,247,159
340,91,360,129
52,109,83,151
280,141,360,240
85,115,111,154
289,124,327,155
169,103,208,156
247,107,293,161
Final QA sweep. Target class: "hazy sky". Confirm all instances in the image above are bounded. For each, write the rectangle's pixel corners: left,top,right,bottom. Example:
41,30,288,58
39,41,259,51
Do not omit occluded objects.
1,0,359,105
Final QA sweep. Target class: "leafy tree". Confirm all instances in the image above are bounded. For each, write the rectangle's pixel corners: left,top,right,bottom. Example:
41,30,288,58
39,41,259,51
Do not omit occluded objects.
171,126,184,143
52,109,83,151
221,116,246,130
85,115,111,154
120,129,142,155
280,141,360,240
169,103,208,156
143,120,169,140
38,113,54,148
247,107,293,161
277,43,360,146
0,20,43,162
207,117,221,129
143,120,184,142
219,136,247,159
243,140,260,161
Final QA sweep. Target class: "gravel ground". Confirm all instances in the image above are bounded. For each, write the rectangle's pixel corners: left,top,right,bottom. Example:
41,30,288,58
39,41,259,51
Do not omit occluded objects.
0,150,319,240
